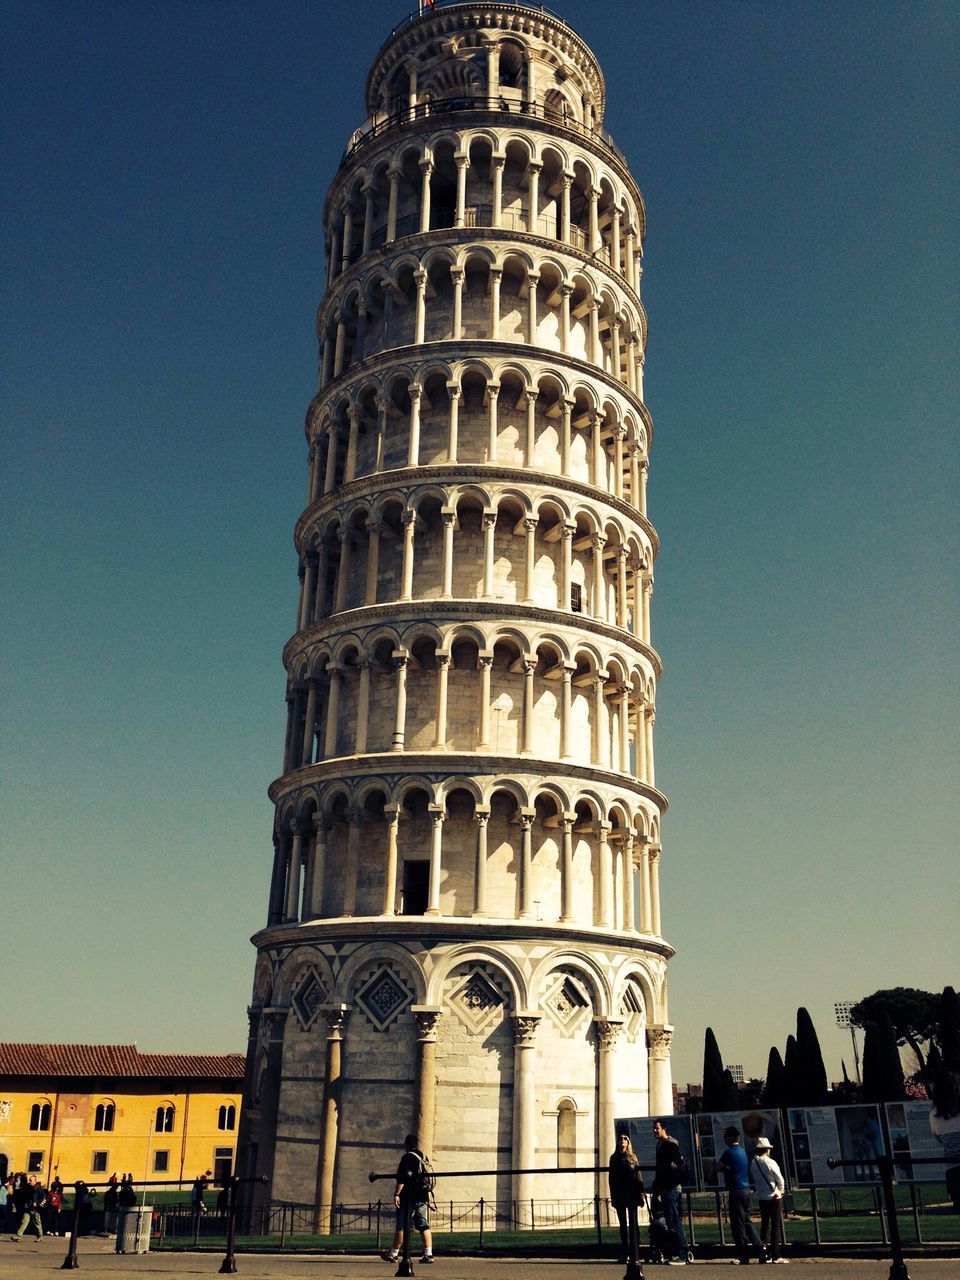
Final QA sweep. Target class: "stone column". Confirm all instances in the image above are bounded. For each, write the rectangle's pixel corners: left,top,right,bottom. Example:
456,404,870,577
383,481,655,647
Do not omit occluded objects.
333,527,351,614
591,533,606,621
491,156,505,228
333,318,346,377
629,448,641,513
610,318,622,383
454,156,468,227
407,65,418,119
313,1005,349,1232
560,398,572,472
616,548,628,628
341,807,362,915
382,804,401,915
319,667,338,758
646,1025,674,1115
374,397,388,472
649,844,662,936
434,652,450,747
340,204,353,272
588,186,601,253
486,383,499,461
344,408,360,482
512,1014,541,1215
639,459,649,518
267,834,287,924
407,383,422,466
641,573,652,645
560,523,574,611
477,653,493,748
364,519,380,606
413,270,427,346
527,161,541,233
485,41,500,102
400,510,416,600
391,650,408,751
426,806,445,915
523,516,537,602
525,55,538,109
611,205,622,272
638,838,652,933
481,512,497,597
450,269,464,340
412,1008,443,1155
284,824,304,922
559,284,572,354
299,556,316,631
617,685,630,772
300,679,318,766
440,511,455,597
598,821,613,928
386,167,399,242
595,1018,624,1168
472,808,490,915
309,817,328,918
622,832,636,932
520,657,536,755
354,659,371,754
361,183,375,255
591,411,605,487
560,813,575,921
523,390,537,464
526,275,539,345
518,809,535,917
560,173,572,243
625,226,636,284
446,383,461,459
419,160,433,234
489,269,502,339
645,706,656,789
560,664,574,759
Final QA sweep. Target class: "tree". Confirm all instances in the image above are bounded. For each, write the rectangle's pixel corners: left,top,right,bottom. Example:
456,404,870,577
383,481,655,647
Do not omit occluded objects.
702,1027,739,1111
761,1046,786,1108
795,1007,830,1105
939,986,960,1073
850,988,939,1084
861,1011,906,1103
782,1034,800,1105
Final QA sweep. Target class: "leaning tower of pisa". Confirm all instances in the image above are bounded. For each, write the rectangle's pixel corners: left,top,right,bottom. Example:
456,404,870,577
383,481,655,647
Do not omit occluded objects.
238,1,674,1219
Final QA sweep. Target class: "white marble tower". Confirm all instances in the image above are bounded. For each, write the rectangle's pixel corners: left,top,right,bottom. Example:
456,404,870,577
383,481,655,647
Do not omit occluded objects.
238,0,673,1222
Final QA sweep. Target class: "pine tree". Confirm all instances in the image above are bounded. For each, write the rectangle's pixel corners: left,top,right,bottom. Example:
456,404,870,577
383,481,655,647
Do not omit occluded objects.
861,1011,906,1103
761,1046,786,1107
795,1007,830,1104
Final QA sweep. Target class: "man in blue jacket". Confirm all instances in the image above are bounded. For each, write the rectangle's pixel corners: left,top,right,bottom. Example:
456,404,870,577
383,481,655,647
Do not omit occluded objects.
717,1126,766,1265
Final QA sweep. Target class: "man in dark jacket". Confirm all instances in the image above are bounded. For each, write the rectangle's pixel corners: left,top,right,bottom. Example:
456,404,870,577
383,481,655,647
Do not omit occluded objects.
652,1120,689,1264
12,1174,45,1241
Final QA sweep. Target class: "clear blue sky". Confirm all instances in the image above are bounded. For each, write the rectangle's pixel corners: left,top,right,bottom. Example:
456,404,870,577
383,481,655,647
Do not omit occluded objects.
2,0,957,1090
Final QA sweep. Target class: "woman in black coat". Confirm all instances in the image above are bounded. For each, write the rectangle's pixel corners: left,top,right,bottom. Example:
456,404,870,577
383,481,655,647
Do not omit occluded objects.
609,1132,645,1263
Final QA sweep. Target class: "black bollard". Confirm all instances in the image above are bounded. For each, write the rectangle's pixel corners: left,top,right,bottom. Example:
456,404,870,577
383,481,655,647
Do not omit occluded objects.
219,1177,239,1274
60,1182,84,1270
877,1156,910,1280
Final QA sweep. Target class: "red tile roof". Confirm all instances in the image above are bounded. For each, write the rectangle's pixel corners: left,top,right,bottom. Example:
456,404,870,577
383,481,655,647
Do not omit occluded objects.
0,1044,244,1081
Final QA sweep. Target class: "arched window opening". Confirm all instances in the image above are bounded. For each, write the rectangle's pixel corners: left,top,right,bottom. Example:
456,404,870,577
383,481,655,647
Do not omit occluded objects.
557,1098,577,1168
94,1102,115,1132
218,1103,236,1131
29,1102,51,1131
155,1105,175,1133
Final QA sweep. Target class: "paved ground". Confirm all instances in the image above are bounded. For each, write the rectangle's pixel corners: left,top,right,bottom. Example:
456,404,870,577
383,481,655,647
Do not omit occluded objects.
0,1239,957,1280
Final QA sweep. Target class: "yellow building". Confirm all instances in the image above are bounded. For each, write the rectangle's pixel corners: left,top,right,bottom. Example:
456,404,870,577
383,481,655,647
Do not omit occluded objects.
0,1044,244,1187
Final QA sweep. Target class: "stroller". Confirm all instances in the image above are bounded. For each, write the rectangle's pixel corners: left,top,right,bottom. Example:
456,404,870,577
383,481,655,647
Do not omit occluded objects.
648,1192,695,1264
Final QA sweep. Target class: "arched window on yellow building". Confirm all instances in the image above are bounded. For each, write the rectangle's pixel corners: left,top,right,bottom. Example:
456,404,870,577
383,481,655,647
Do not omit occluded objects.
155,1104,175,1133
217,1103,236,1131
94,1101,115,1132
29,1100,51,1131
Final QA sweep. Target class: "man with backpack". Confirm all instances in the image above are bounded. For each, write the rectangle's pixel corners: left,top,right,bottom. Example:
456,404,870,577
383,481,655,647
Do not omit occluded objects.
652,1119,690,1265
380,1133,435,1265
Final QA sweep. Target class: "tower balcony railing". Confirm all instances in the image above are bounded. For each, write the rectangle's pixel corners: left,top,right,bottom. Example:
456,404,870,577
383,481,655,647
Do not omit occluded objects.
341,96,627,166
387,1,572,43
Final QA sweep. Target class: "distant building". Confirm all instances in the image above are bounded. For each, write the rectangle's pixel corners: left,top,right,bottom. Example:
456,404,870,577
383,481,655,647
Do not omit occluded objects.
0,1044,244,1185
725,1064,745,1084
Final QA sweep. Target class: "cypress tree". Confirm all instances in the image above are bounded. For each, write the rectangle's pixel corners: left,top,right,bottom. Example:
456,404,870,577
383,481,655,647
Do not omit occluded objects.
940,986,960,1073
861,1011,906,1103
761,1046,786,1107
795,1007,830,1104
783,1034,800,1105
702,1027,729,1111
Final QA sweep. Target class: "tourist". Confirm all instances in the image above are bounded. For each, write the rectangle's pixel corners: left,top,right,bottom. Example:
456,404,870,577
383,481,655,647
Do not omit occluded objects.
11,1173,45,1241
749,1136,786,1262
718,1126,766,1264
930,1067,960,1211
380,1133,435,1265
608,1131,645,1263
652,1119,690,1265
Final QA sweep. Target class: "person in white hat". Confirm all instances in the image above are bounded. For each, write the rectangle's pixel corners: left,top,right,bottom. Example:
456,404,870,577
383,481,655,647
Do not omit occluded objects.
749,1137,787,1263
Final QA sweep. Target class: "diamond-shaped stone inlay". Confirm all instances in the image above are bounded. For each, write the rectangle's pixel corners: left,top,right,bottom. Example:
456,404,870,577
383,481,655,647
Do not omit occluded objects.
291,969,327,1030
451,969,503,1034
544,974,590,1034
356,967,412,1030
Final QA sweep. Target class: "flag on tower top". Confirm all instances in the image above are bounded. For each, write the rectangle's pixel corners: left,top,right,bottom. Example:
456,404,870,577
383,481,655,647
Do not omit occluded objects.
419,0,436,14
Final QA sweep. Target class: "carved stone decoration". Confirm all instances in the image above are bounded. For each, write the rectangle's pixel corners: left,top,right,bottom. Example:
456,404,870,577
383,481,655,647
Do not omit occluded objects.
512,1014,542,1049
356,965,413,1031
450,968,504,1035
543,971,591,1035
291,967,329,1030
413,1007,443,1042
595,1017,624,1052
646,1024,673,1060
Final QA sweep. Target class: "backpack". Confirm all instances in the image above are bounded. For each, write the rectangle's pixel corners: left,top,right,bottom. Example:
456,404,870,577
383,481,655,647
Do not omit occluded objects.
411,1150,437,1205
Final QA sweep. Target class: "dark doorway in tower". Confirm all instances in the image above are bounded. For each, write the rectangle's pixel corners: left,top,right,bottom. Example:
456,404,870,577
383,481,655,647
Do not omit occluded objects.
402,861,430,915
